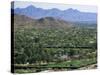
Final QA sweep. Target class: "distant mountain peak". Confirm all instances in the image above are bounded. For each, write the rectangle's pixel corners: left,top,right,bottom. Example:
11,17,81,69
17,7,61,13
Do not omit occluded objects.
63,8,79,13
26,5,36,9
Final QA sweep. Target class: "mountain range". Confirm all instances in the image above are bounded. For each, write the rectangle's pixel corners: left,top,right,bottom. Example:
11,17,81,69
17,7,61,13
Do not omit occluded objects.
12,5,97,23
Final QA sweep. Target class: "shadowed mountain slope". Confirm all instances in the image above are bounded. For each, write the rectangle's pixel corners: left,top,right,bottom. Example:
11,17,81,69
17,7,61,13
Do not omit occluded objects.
13,14,73,30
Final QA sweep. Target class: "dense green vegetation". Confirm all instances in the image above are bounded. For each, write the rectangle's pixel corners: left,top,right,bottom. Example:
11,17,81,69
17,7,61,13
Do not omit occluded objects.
15,58,96,73
14,25,97,73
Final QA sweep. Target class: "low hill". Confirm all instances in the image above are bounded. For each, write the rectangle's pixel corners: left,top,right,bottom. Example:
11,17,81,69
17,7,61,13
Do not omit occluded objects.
12,14,73,30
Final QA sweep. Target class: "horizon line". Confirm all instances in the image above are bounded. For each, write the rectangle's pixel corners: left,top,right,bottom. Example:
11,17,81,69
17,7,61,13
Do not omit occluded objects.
12,5,97,13
12,1,97,13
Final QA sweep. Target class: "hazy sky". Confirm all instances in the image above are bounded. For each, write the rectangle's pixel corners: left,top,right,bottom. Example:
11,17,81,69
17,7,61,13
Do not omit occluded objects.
13,1,97,13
